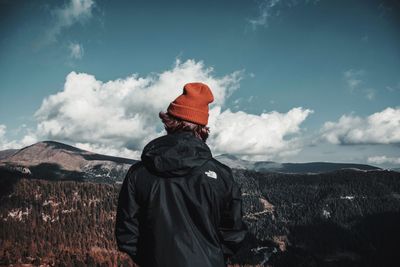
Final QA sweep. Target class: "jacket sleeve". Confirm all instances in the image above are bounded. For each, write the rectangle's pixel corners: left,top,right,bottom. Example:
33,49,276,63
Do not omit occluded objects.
115,168,141,263
218,175,248,259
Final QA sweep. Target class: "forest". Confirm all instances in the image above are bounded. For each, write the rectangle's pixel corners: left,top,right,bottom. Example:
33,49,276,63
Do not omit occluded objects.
0,167,400,266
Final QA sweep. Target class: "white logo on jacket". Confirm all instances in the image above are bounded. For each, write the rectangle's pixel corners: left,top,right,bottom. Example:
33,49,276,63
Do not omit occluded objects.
205,170,217,179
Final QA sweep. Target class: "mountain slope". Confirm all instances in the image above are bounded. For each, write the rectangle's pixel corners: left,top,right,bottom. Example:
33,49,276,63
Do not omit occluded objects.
0,141,137,183
1,168,399,266
215,154,381,173
1,142,382,183
0,149,18,160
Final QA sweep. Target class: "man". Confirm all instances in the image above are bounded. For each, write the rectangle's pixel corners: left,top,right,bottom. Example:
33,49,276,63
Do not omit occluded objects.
115,82,248,267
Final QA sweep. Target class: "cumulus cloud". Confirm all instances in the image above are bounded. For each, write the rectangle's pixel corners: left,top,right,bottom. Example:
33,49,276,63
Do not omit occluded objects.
44,0,95,44
0,124,37,150
69,42,84,59
34,59,242,158
208,107,313,160
320,107,400,145
27,59,313,160
367,156,400,165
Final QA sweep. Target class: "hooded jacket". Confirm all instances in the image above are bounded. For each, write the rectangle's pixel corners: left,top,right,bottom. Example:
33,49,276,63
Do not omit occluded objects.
115,131,248,267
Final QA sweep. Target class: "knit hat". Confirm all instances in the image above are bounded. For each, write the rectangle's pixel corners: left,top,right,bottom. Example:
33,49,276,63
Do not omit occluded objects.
167,82,214,126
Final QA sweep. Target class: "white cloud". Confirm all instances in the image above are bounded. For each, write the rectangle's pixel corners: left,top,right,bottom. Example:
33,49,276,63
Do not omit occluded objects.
208,106,313,160
0,125,5,136
33,59,243,158
321,107,400,145
75,142,141,159
45,0,95,43
248,0,320,30
367,156,400,165
248,0,281,30
0,124,37,150
2,59,313,160
22,59,313,160
69,42,84,59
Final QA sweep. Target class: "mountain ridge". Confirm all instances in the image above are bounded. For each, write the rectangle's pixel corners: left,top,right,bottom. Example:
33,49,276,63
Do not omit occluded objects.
0,141,385,183
0,141,137,183
215,154,381,174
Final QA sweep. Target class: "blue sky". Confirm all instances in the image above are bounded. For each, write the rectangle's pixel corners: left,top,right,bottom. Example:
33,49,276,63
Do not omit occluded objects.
0,0,399,168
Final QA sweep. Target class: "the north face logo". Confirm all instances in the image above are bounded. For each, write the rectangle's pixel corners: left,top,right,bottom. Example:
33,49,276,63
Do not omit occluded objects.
205,170,217,179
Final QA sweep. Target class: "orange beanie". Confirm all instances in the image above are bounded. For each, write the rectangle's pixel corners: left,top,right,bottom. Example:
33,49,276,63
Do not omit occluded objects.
167,82,214,126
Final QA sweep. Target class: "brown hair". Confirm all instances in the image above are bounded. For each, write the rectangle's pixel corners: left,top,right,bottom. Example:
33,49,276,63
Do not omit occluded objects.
159,111,210,142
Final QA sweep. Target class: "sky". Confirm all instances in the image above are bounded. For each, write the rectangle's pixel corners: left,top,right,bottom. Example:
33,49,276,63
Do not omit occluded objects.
0,0,399,168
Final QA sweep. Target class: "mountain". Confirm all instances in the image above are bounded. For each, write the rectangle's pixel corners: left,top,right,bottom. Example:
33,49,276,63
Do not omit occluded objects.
0,141,137,183
0,141,399,266
1,143,381,184
0,149,18,160
215,154,381,174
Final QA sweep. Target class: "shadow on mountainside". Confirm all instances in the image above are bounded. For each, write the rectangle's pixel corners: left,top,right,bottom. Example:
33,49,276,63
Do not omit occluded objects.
28,163,85,181
0,168,22,199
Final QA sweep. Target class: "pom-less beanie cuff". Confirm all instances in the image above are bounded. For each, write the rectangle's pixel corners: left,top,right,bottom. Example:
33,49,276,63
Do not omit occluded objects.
168,102,209,126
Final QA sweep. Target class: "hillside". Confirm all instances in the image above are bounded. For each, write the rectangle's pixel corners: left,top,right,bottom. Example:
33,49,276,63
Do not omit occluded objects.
0,149,18,160
0,141,137,183
0,176,131,266
215,154,381,174
0,143,382,183
1,168,399,266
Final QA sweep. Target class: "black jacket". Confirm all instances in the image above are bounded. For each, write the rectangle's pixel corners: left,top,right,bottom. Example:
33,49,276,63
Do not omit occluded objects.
115,131,247,267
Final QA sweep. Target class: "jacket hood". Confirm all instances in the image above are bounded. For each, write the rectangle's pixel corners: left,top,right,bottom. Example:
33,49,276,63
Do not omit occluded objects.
141,131,212,177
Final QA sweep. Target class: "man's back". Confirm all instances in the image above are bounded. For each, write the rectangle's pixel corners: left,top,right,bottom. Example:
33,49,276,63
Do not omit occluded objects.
115,131,247,267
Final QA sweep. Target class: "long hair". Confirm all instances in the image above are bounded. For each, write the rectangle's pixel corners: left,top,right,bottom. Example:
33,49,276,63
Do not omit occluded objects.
159,111,210,142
